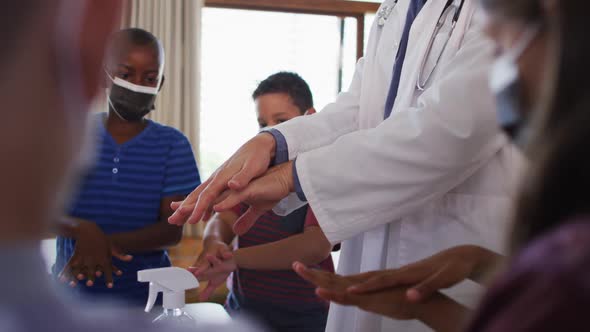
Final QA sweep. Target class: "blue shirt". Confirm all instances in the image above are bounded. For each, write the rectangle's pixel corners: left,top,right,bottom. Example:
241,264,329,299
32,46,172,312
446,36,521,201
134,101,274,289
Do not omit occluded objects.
54,113,201,305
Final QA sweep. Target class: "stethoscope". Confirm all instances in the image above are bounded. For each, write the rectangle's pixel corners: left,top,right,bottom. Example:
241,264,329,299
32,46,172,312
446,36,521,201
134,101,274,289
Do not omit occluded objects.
416,0,466,90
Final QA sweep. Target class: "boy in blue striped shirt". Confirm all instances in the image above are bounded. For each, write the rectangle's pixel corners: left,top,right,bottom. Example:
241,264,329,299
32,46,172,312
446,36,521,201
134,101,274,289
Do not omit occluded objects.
53,28,201,306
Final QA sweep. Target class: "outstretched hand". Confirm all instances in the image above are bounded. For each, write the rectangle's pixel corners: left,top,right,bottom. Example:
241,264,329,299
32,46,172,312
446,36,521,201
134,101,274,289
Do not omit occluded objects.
292,262,418,320
58,220,132,288
214,161,295,236
168,133,277,226
347,245,501,302
188,241,237,301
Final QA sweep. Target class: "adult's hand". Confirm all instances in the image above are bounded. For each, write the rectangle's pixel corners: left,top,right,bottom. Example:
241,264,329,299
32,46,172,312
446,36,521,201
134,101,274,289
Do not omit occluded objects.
168,133,277,226
293,262,418,320
348,245,501,302
213,161,295,236
188,241,234,301
58,220,132,288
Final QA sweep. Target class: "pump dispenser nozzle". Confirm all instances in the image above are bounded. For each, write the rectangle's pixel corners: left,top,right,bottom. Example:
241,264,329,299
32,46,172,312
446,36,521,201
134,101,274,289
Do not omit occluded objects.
138,267,199,313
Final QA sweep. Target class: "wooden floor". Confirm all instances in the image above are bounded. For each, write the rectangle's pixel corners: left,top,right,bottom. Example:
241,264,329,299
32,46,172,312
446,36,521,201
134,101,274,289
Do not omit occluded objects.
168,237,229,304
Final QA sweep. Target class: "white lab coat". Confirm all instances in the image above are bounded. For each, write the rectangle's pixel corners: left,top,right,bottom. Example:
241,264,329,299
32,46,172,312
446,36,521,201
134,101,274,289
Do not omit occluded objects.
272,0,524,331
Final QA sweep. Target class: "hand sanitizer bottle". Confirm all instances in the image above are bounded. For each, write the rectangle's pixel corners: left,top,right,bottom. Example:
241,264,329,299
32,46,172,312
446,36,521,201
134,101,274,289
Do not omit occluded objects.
138,267,200,328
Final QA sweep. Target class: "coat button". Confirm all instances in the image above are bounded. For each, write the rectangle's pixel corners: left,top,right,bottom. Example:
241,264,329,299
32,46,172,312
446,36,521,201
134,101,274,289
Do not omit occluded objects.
112,168,118,174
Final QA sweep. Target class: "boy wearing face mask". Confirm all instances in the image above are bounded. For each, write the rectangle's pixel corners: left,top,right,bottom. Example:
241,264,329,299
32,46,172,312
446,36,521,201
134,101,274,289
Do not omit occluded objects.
53,28,201,306
191,72,334,332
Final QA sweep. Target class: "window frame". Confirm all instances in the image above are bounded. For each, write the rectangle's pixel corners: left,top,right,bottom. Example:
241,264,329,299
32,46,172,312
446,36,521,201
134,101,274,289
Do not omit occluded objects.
122,0,380,59
204,0,380,59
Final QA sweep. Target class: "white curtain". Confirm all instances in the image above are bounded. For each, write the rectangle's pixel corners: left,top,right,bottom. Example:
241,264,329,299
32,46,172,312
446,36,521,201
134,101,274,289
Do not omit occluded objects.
125,0,204,237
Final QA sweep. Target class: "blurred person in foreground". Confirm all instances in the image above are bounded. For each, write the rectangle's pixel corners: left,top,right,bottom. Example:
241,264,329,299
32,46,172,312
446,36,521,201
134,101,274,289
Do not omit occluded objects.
0,0,256,331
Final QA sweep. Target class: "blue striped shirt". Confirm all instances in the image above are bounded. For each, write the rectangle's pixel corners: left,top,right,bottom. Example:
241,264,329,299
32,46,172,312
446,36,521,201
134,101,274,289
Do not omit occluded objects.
54,113,201,305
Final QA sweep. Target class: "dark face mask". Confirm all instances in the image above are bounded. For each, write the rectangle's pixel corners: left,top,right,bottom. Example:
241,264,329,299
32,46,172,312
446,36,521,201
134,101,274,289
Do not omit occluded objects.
107,76,159,122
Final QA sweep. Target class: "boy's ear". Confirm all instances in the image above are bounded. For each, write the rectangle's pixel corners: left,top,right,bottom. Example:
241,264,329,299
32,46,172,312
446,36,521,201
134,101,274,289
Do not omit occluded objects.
305,108,317,115
158,75,166,92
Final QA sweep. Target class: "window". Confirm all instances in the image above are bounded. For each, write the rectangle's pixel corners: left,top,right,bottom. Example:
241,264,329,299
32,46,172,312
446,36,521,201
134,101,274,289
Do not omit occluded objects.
199,1,378,178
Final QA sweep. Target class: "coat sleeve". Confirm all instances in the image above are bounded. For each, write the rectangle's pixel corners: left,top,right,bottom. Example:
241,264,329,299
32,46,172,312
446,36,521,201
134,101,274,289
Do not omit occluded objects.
295,18,508,244
270,57,366,159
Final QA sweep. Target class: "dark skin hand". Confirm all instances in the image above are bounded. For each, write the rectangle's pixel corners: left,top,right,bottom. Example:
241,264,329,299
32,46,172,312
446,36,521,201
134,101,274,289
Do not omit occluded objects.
292,262,417,319
60,181,184,288
293,262,469,332
56,218,132,288
58,201,183,288
348,245,502,302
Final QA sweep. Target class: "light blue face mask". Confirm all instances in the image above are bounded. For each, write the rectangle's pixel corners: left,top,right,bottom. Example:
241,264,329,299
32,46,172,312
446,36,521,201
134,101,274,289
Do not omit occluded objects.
489,27,539,145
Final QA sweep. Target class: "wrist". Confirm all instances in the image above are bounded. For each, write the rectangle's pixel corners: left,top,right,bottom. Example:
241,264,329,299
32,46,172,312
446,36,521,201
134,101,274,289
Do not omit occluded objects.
70,218,96,239
465,246,499,281
108,233,125,251
259,132,277,160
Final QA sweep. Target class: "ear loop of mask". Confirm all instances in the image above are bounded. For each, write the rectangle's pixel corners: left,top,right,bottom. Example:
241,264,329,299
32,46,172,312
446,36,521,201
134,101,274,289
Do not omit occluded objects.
104,69,129,122
105,70,160,95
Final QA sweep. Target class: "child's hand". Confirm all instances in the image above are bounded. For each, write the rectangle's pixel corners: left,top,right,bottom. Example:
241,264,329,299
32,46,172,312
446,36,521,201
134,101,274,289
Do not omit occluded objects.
197,252,237,281
190,241,231,276
188,244,236,301
58,220,132,289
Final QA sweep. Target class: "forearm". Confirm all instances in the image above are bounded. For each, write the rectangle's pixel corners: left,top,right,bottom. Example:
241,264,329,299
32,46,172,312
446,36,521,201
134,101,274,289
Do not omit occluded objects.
234,228,332,270
109,222,182,254
416,293,471,332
